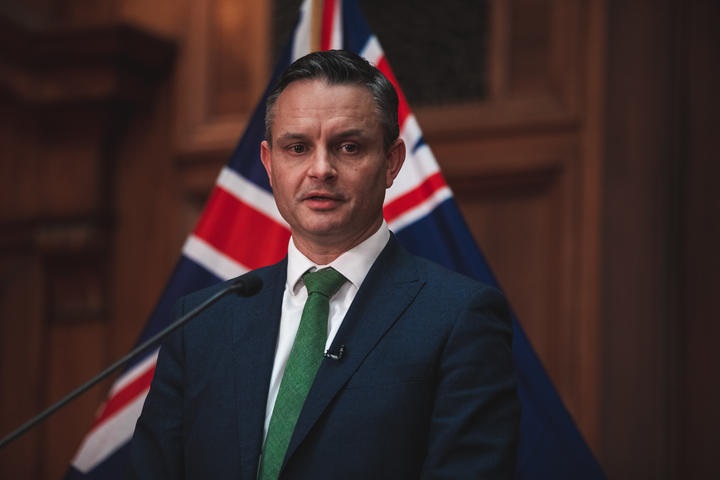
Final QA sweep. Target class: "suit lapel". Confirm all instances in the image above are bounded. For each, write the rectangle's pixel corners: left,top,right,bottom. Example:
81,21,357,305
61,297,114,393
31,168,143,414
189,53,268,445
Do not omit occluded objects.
283,238,424,466
232,261,287,478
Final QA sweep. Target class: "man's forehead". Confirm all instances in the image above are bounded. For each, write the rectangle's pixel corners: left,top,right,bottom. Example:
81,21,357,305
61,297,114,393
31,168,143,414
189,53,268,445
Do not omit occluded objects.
271,80,378,130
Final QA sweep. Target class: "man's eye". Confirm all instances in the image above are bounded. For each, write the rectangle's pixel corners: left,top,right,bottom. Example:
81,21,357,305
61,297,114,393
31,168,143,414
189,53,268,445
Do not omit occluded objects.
339,143,359,153
288,144,306,154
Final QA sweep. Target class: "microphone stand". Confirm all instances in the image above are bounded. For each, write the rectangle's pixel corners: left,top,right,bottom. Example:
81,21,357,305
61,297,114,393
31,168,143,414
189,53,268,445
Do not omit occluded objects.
0,273,262,449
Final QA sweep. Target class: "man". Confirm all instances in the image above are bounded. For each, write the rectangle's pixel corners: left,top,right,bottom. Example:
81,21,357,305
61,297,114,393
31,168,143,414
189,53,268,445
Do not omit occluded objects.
129,50,519,479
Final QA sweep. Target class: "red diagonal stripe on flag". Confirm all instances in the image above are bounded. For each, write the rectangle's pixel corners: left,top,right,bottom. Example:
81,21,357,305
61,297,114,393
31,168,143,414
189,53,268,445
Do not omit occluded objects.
194,188,290,270
376,56,411,130
89,365,155,431
384,172,448,223
320,0,337,50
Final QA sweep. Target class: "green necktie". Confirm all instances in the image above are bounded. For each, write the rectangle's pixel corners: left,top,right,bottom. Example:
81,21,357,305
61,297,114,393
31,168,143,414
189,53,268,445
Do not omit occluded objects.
258,267,346,480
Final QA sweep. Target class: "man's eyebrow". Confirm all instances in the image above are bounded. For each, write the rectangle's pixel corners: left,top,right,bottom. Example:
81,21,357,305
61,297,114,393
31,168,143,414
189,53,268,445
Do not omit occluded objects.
333,128,368,139
276,129,369,143
275,132,307,143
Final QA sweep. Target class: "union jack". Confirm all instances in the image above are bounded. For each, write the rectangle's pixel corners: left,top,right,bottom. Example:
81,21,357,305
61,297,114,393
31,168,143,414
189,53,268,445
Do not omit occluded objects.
66,0,604,478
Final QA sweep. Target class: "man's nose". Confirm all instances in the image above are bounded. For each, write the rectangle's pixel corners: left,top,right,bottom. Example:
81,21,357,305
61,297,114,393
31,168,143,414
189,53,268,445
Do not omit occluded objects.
307,148,336,179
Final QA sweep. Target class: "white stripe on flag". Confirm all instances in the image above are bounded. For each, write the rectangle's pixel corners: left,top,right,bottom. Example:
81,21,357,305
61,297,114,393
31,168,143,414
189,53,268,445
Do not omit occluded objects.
329,0,343,49
109,350,159,396
360,35,383,66
71,389,149,473
183,235,249,281
217,167,286,226
386,144,442,203
400,114,423,155
292,0,313,61
388,185,453,233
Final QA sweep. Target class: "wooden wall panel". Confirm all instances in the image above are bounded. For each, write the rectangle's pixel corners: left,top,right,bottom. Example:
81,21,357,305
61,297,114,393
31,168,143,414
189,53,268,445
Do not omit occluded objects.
174,0,269,157
681,1,720,476
0,17,174,479
109,85,186,361
601,1,680,477
44,321,109,480
0,224,113,478
487,0,582,123
0,254,44,479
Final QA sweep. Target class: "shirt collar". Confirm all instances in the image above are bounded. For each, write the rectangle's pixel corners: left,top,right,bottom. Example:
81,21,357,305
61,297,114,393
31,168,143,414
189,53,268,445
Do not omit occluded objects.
286,221,390,295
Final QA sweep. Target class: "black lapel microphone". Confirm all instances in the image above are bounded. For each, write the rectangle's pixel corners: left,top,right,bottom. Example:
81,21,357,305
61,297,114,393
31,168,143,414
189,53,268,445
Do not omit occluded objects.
0,272,263,449
324,345,345,361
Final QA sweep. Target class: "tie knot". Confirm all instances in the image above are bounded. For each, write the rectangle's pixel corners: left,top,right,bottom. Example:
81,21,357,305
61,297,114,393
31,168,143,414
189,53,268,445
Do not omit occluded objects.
302,267,346,298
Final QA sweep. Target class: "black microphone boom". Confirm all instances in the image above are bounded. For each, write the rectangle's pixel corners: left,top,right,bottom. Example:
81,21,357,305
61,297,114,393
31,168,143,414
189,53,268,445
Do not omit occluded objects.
0,272,263,449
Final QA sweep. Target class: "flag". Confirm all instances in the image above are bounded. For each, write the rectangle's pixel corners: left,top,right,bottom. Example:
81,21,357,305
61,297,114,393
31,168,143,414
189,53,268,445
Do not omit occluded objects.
66,0,604,478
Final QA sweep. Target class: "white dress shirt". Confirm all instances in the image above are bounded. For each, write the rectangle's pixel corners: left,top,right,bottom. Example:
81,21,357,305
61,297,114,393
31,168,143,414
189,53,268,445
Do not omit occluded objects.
263,222,390,437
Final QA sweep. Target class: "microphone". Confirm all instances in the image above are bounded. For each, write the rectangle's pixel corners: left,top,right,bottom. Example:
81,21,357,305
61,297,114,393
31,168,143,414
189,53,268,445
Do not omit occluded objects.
228,272,263,297
0,272,263,449
324,344,345,361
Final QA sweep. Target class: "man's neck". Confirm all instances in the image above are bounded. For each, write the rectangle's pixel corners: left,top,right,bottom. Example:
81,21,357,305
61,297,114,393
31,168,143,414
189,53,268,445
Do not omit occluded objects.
291,221,385,266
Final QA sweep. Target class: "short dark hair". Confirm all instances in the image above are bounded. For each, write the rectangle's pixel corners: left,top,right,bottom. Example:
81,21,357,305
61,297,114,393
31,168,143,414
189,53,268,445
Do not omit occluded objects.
265,50,399,150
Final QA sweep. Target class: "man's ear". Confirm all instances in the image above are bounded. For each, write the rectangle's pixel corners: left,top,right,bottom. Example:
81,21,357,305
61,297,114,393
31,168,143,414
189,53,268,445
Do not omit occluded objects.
260,140,273,188
385,138,406,188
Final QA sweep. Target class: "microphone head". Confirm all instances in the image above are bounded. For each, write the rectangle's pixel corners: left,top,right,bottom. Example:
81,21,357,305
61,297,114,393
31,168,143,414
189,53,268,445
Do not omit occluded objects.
230,273,263,297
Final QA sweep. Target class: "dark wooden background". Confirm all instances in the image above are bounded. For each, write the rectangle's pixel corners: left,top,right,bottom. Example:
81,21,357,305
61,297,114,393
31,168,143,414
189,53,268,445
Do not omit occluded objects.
0,0,717,478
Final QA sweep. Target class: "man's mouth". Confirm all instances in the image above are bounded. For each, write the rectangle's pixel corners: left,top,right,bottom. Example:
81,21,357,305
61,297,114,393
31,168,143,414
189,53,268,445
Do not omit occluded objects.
303,192,342,209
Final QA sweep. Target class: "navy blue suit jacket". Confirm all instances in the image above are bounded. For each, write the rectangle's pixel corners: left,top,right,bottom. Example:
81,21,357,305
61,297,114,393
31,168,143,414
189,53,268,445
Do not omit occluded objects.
129,237,519,479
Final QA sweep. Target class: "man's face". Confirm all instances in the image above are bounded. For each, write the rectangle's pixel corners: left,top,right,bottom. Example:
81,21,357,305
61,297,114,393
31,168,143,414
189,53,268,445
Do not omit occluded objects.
261,79,405,257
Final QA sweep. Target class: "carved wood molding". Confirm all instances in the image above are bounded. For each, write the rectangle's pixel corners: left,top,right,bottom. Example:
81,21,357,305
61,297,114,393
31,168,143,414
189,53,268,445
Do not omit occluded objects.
173,0,269,159
411,0,586,141
488,0,584,117
0,218,110,325
0,16,175,329
0,15,175,106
